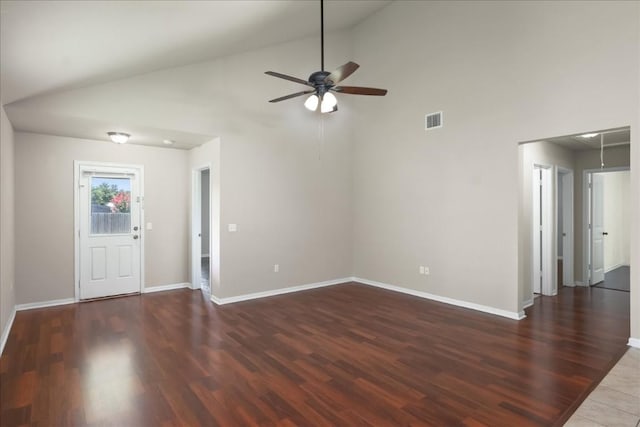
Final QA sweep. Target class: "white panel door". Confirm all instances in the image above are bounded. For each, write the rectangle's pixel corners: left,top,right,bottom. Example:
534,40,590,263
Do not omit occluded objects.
590,173,605,284
79,169,141,299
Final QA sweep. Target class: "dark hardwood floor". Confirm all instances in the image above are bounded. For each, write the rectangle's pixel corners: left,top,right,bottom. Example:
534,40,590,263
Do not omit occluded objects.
0,283,630,426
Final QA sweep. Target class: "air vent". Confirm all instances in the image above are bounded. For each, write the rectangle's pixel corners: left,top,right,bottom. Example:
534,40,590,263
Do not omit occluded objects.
425,111,443,130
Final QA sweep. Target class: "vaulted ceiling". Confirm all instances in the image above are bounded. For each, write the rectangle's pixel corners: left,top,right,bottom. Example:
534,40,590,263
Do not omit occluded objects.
0,0,391,147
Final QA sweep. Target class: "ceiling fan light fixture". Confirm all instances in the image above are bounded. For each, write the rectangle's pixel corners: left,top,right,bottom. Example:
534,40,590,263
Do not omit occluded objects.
304,94,319,111
580,133,599,138
320,92,337,113
107,132,130,144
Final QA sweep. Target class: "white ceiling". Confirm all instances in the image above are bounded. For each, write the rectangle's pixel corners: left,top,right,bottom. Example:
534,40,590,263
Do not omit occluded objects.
0,0,391,105
545,128,630,152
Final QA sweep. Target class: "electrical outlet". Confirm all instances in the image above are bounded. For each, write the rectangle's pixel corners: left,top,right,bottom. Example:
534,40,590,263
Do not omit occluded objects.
419,266,425,275
274,264,279,273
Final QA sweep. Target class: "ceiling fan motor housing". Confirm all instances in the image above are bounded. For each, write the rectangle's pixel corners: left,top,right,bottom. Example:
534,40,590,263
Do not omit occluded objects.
309,70,332,94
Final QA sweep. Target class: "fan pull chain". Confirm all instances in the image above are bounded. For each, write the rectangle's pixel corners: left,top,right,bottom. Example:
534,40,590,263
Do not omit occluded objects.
600,133,604,169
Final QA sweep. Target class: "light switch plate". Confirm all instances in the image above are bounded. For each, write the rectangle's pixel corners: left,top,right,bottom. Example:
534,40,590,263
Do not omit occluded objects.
228,224,237,232
146,222,153,230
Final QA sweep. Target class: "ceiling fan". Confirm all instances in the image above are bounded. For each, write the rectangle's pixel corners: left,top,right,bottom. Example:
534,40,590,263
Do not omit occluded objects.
265,0,387,113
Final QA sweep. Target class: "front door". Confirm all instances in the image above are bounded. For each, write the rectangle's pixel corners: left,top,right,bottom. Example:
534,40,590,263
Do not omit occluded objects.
79,164,142,299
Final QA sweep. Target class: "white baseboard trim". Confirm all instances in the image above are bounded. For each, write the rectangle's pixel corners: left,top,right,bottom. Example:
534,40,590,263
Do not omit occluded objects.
211,277,351,305
16,298,75,311
143,283,191,294
1,306,17,356
523,299,534,309
353,277,526,320
628,338,640,349
574,281,587,287
605,264,625,273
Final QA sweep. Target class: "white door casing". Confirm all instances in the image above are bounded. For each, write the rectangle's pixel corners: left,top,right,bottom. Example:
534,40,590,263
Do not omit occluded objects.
559,169,574,287
590,173,605,285
75,162,143,300
532,165,553,297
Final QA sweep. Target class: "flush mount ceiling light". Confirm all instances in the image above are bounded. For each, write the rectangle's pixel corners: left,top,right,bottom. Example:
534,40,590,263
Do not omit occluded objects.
265,0,387,113
163,139,175,145
580,133,599,138
107,132,130,144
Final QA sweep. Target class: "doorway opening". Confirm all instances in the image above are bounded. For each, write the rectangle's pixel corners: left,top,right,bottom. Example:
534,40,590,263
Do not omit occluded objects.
532,164,553,297
191,165,211,295
584,168,630,291
557,168,574,288
518,126,631,311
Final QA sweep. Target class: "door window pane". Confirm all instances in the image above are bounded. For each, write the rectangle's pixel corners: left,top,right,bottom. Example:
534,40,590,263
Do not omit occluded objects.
91,177,131,234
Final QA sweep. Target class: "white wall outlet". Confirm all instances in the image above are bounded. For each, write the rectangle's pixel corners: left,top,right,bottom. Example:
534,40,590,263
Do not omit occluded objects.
146,222,153,230
419,266,425,275
274,264,279,273
228,224,237,232
424,267,430,275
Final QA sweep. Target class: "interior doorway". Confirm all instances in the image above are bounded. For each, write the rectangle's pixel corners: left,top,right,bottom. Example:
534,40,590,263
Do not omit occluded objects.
584,168,631,291
191,165,211,294
532,164,553,297
557,168,574,288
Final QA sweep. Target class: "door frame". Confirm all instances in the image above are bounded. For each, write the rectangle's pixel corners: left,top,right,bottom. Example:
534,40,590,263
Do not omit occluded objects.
74,161,145,301
557,167,574,287
582,166,629,286
191,163,211,290
532,163,554,299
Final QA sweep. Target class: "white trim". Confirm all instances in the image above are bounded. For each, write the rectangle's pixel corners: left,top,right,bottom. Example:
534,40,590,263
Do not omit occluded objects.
523,299,534,309
211,278,351,305
557,167,574,288
605,263,626,273
143,283,191,294
354,277,525,320
201,254,210,258
74,161,145,301
0,306,17,355
191,163,211,291
574,281,587,287
16,298,75,311
628,338,640,349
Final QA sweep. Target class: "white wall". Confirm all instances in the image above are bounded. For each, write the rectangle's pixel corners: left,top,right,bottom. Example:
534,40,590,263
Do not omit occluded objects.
7,32,356,300
0,105,16,350
601,171,631,271
14,133,190,304
351,1,639,318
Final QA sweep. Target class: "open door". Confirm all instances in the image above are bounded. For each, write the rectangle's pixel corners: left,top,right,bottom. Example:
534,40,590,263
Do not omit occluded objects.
590,173,605,284
532,165,553,296
558,169,574,287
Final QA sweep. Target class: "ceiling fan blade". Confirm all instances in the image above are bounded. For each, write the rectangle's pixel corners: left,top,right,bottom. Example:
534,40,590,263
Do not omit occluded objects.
333,86,388,96
265,71,314,87
324,61,359,85
268,90,315,103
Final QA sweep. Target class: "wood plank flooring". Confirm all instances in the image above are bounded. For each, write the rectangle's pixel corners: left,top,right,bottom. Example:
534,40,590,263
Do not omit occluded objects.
0,283,630,426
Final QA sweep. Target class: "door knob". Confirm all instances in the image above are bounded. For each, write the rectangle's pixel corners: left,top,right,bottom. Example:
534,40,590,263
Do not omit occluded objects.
133,226,139,231
602,232,608,236
133,235,139,240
